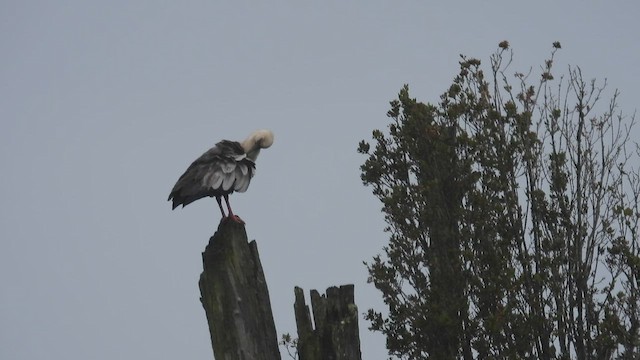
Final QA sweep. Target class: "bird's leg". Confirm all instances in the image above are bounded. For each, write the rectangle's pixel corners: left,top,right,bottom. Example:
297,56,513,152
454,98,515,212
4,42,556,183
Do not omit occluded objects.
223,194,244,224
215,196,226,218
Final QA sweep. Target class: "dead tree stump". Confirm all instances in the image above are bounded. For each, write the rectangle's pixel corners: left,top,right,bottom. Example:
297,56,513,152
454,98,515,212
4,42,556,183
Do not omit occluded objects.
199,220,280,360
294,285,362,360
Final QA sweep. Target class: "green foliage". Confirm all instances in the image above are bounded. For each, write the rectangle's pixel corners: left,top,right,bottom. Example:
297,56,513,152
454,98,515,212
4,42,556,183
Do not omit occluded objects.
280,333,299,360
359,42,640,359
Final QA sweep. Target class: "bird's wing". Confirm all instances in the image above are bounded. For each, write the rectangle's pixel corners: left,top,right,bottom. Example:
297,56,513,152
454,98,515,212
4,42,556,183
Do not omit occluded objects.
168,141,255,207
233,159,255,193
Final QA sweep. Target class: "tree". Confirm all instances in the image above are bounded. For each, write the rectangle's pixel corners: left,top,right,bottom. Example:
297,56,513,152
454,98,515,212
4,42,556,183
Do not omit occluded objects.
358,42,640,359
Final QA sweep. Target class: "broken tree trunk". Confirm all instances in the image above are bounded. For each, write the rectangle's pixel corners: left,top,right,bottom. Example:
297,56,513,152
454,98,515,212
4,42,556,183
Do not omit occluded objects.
199,220,280,360
294,285,362,360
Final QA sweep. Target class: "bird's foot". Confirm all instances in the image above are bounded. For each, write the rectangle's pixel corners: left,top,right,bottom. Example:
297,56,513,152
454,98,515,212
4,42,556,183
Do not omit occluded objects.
227,215,245,224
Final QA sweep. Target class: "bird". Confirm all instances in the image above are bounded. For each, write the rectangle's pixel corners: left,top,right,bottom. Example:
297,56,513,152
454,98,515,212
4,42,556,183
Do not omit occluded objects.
168,129,274,223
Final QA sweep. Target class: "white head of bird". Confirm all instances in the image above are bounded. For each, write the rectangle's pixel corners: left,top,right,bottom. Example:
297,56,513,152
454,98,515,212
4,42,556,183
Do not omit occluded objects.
242,129,274,162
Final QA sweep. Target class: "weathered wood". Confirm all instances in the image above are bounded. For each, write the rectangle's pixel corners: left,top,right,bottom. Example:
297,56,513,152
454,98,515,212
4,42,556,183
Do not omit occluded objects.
294,285,362,360
199,220,280,360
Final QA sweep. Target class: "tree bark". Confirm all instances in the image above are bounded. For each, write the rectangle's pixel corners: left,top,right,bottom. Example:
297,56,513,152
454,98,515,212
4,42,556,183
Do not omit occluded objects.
294,285,362,360
199,220,280,360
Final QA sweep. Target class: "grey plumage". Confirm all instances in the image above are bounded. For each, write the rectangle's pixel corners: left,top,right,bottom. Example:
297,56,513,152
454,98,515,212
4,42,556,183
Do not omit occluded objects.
168,140,255,209
168,130,274,221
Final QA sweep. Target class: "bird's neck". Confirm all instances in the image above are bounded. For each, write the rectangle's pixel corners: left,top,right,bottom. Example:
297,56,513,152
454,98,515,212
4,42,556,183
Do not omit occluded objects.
246,148,260,162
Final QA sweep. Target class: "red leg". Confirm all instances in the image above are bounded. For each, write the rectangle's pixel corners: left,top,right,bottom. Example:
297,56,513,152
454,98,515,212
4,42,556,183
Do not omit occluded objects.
223,194,244,224
215,196,226,218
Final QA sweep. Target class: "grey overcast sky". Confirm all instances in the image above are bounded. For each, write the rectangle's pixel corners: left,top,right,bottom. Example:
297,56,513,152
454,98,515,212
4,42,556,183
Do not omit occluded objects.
1,1,639,359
